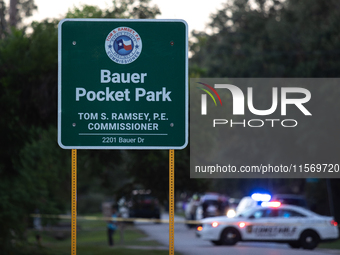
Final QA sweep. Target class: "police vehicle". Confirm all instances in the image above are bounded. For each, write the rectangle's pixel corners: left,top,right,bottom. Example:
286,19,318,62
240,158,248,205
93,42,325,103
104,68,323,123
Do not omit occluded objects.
196,202,338,250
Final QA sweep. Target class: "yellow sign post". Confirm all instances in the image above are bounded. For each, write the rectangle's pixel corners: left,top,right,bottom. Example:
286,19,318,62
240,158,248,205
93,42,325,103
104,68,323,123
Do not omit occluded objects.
169,150,175,255
71,149,77,255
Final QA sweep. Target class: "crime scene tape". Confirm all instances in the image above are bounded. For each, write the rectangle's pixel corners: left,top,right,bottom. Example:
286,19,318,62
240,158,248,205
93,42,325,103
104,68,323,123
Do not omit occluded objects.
30,214,202,225
30,214,308,228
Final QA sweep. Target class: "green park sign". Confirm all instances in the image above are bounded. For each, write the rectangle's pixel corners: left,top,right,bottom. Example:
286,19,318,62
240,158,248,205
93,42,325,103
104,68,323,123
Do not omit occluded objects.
58,19,188,149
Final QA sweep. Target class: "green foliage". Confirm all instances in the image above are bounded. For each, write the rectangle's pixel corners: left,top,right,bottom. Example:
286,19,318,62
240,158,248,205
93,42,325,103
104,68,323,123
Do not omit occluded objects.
18,126,71,216
75,149,125,199
65,5,105,18
126,149,210,203
190,0,340,77
65,0,160,19
0,27,59,249
0,126,70,251
125,150,170,203
0,20,59,129
0,1,163,251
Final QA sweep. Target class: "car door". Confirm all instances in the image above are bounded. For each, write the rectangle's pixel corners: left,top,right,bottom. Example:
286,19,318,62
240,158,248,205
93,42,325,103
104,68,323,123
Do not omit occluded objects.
243,208,279,241
248,208,304,241
273,208,305,240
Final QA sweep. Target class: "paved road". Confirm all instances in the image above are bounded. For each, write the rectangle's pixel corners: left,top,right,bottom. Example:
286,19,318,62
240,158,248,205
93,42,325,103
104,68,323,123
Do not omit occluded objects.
135,214,340,255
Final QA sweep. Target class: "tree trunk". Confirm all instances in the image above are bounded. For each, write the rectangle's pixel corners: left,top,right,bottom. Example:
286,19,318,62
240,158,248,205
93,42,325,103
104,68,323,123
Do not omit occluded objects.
9,0,17,27
0,0,7,37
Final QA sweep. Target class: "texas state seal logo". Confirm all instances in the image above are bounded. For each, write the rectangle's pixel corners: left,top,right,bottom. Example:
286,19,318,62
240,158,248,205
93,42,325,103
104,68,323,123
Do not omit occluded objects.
105,26,142,64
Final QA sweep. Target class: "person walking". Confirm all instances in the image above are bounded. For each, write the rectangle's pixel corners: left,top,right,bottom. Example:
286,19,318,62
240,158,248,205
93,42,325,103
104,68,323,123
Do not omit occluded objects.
107,206,118,247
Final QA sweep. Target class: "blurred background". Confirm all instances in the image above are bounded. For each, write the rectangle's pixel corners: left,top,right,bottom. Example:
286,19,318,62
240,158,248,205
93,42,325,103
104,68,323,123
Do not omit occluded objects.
1,0,340,254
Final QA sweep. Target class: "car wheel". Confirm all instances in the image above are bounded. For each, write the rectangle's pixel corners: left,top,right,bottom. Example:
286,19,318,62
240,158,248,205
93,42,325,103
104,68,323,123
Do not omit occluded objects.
288,241,301,249
300,230,319,250
220,227,240,246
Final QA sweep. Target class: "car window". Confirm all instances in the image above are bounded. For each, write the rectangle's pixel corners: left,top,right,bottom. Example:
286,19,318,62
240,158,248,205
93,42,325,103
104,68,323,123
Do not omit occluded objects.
252,210,265,218
278,209,306,218
250,209,278,218
265,209,278,217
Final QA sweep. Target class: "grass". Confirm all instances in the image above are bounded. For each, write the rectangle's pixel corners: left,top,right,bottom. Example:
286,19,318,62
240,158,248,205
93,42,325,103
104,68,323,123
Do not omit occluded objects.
319,239,340,250
23,215,340,254
26,214,181,255
175,212,185,218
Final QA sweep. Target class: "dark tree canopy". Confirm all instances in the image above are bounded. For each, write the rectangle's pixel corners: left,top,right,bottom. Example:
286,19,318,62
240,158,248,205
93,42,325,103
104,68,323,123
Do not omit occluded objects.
190,0,340,77
0,1,164,252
